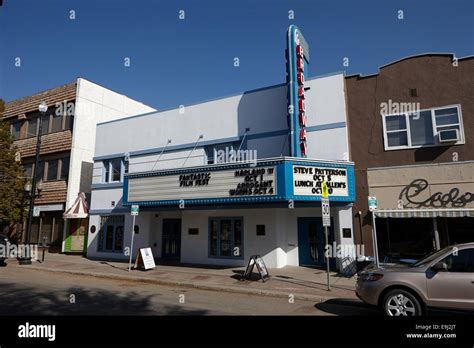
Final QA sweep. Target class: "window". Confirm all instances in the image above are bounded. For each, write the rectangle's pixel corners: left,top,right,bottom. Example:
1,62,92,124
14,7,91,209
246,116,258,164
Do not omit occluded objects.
409,88,418,97
10,121,25,140
41,114,50,134
46,159,59,181
385,115,408,147
434,107,461,135
23,163,33,178
111,159,121,182
382,105,464,150
209,217,243,258
440,249,474,273
98,215,124,252
103,159,123,183
51,113,63,133
35,161,45,181
26,117,38,138
64,115,74,130
60,157,70,180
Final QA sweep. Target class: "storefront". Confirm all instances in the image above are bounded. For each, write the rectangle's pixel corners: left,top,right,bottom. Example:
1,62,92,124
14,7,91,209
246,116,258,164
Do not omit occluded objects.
62,192,89,254
86,26,356,270
29,204,64,251
87,158,355,269
368,161,474,261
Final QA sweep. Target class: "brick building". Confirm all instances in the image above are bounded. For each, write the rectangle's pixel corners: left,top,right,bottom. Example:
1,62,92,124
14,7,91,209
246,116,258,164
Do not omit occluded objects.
2,78,155,252
345,53,474,261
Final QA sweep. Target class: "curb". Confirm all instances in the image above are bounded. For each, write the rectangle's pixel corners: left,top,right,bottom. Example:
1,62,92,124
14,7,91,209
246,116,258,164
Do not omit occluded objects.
24,265,339,303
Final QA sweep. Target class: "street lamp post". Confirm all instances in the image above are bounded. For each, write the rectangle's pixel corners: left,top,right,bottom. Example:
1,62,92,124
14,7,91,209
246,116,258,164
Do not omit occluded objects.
18,102,47,265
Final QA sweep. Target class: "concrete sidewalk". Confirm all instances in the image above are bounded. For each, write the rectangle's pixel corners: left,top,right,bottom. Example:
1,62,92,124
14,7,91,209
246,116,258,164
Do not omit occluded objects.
7,253,357,302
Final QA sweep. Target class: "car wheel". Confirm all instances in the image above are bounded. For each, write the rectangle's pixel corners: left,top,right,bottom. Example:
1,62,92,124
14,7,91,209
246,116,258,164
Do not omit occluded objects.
383,289,422,316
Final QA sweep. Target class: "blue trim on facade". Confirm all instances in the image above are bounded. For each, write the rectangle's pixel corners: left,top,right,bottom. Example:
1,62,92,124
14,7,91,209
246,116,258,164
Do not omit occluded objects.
91,182,124,190
122,158,355,207
89,208,129,215
94,153,127,161
306,122,346,132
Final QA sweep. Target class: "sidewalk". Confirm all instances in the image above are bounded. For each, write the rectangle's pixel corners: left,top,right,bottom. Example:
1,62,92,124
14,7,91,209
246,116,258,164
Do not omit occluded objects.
8,253,357,302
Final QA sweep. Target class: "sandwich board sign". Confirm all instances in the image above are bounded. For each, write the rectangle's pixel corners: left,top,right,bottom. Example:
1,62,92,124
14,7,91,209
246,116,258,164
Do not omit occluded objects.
134,247,156,270
241,255,270,282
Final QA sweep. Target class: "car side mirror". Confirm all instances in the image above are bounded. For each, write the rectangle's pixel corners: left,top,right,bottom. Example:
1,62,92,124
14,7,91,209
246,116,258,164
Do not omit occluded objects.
432,261,448,272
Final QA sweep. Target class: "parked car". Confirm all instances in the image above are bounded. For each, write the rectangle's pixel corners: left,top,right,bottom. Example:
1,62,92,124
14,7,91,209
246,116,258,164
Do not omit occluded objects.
356,243,474,316
0,234,9,266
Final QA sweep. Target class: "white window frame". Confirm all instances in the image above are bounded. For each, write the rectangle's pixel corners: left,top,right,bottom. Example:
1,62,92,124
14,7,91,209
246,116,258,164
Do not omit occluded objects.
382,104,464,151
103,159,124,183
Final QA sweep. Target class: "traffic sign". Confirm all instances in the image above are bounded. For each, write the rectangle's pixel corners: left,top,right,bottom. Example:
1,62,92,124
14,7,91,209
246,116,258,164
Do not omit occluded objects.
131,205,139,216
368,196,377,212
322,197,330,227
321,181,329,199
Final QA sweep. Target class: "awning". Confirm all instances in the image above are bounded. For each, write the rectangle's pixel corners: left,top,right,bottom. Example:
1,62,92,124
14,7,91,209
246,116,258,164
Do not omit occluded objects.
63,192,89,219
374,208,474,218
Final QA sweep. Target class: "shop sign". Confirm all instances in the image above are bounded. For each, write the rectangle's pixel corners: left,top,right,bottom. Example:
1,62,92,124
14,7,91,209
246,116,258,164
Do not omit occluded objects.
131,205,139,216
293,165,348,197
286,25,310,158
128,167,276,202
368,196,377,212
134,248,156,270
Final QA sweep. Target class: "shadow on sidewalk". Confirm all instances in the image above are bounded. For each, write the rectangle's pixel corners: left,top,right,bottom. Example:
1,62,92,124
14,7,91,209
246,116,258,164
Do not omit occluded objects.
0,282,208,316
271,275,354,291
315,298,381,316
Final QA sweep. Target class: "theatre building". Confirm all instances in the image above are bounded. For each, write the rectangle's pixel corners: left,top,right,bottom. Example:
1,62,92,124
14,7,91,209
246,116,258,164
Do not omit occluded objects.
346,53,474,261
86,26,356,270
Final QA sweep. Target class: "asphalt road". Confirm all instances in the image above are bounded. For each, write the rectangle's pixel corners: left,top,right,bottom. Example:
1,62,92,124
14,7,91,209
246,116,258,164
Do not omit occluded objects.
0,266,379,316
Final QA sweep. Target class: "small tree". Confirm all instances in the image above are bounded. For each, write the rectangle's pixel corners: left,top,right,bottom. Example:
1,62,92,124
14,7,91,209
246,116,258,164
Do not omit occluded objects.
0,99,27,242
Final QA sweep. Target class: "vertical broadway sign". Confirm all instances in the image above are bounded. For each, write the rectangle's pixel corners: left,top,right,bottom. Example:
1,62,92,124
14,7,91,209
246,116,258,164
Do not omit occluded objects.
286,25,310,157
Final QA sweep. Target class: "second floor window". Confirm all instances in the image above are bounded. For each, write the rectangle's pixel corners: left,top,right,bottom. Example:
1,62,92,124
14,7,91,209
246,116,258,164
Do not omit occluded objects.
23,156,70,182
382,105,464,150
103,159,124,183
10,106,75,140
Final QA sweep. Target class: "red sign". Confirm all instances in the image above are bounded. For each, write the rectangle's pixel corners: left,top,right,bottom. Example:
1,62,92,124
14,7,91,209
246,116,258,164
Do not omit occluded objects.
297,45,307,156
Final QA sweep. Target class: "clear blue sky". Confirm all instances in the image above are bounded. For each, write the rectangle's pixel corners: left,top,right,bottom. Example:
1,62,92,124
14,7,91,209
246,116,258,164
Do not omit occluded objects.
1,0,473,110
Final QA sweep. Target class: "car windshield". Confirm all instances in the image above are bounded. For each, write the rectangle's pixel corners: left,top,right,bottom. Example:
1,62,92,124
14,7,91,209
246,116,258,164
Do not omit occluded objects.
411,246,453,267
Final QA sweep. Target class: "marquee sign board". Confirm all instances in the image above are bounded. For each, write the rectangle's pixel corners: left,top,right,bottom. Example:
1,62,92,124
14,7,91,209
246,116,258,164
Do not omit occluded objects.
128,167,276,203
292,165,349,197
287,25,310,158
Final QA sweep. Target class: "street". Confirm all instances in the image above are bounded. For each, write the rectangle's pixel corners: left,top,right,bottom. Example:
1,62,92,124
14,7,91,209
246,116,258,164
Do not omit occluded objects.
0,266,379,316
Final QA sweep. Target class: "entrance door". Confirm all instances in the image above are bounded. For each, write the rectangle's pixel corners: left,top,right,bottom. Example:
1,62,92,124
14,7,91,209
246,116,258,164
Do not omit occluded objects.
297,217,335,267
162,219,181,259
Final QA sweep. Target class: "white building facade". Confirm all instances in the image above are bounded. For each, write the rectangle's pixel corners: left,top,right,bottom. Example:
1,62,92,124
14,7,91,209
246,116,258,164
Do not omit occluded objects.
61,78,156,252
86,72,357,270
